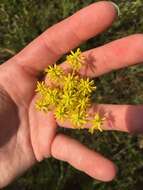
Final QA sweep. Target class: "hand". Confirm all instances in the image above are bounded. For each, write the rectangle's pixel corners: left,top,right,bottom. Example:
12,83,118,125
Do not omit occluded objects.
0,1,143,188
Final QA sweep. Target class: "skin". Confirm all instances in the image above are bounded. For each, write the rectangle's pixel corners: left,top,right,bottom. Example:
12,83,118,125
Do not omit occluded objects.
0,1,143,188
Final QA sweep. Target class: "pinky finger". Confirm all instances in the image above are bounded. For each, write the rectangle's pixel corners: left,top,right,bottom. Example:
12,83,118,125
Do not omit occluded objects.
51,134,117,182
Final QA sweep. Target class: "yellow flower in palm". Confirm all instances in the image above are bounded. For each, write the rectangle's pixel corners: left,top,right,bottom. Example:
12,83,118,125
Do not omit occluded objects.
55,105,68,121
63,73,78,92
77,97,90,110
35,48,106,133
70,111,87,128
89,113,105,134
35,98,49,112
61,91,76,108
66,48,84,71
45,65,63,81
79,78,96,96
35,81,48,96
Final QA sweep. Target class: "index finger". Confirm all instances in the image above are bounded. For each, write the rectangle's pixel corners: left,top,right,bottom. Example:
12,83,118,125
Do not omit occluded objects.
10,1,117,75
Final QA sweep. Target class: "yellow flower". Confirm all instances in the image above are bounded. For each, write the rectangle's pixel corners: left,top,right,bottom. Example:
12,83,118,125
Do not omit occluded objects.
35,81,48,96
46,88,60,106
35,81,60,111
77,97,90,110
66,48,84,71
70,111,87,128
55,105,68,121
89,113,105,134
45,65,63,81
35,98,49,112
35,48,106,134
63,73,78,92
61,91,76,108
79,78,96,96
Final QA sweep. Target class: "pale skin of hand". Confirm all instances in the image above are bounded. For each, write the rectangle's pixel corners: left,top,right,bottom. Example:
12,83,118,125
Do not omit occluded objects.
0,1,143,188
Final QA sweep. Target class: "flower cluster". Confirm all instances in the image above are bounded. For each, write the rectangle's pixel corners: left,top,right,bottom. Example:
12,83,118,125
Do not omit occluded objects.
35,48,105,133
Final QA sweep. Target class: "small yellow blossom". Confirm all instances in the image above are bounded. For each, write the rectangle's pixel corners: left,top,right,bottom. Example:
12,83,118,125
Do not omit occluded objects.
35,98,49,112
55,105,68,121
89,113,106,134
46,88,60,106
61,91,76,108
35,81,48,96
77,97,90,110
79,78,96,96
45,65,63,81
70,111,87,128
63,73,78,92
66,48,85,71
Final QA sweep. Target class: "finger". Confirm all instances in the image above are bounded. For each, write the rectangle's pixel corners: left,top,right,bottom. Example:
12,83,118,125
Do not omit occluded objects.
57,104,143,133
10,1,117,75
29,96,57,161
51,134,117,182
61,34,143,77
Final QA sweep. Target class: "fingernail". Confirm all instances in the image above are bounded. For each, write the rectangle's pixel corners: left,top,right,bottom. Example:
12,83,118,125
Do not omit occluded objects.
110,2,121,16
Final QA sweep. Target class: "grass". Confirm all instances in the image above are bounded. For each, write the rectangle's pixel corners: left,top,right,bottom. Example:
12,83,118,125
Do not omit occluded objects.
0,0,143,189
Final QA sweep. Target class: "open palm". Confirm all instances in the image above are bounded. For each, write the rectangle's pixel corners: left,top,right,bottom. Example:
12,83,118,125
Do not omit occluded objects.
0,1,143,188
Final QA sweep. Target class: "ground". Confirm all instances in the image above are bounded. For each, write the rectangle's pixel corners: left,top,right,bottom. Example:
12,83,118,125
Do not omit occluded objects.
0,0,143,189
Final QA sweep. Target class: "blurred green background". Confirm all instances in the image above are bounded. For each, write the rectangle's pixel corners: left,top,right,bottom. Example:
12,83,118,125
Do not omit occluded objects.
0,0,143,189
